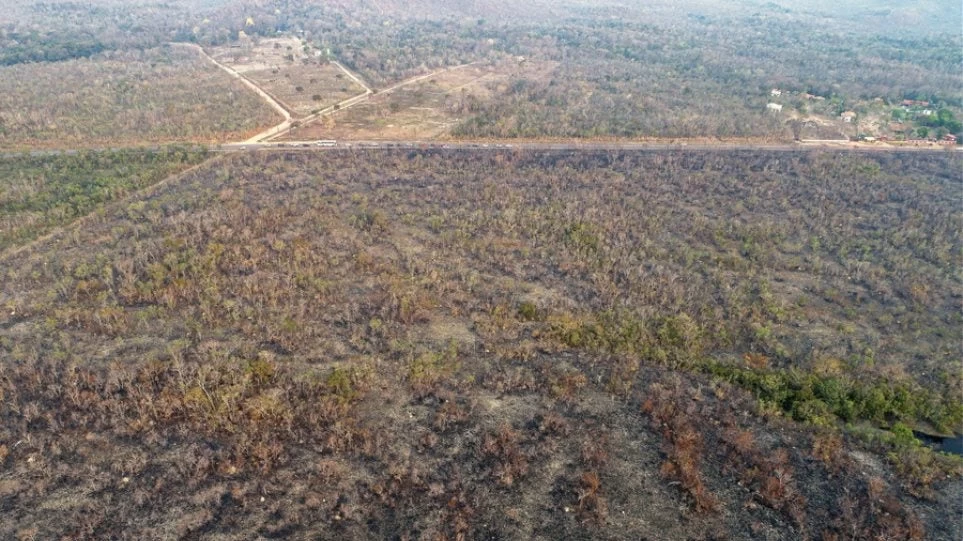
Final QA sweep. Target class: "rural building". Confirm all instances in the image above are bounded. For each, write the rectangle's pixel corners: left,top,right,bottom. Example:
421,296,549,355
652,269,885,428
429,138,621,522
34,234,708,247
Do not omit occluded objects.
902,99,930,107
766,103,783,112
840,111,856,123
943,134,957,143
770,89,782,97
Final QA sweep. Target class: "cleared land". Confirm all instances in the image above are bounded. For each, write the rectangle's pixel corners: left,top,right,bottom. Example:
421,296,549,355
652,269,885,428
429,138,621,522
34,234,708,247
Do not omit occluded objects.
208,37,312,75
280,60,554,141
0,149,959,540
0,46,280,150
209,38,367,117
246,64,366,116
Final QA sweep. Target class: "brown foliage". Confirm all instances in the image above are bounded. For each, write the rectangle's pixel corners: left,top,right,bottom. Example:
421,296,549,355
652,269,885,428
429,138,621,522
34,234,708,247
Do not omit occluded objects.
576,471,608,524
643,383,719,513
481,425,530,486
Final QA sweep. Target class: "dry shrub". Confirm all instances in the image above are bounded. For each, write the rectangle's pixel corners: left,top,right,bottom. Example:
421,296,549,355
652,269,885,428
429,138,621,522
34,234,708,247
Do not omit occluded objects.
549,368,588,403
824,476,927,540
537,412,570,437
643,383,718,513
577,471,608,523
481,425,530,486
743,352,769,369
810,432,845,472
580,433,610,469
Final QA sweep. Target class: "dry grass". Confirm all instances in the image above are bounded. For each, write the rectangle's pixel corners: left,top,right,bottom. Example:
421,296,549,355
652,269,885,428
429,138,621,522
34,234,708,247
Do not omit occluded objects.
246,64,365,116
210,37,367,117
280,60,555,141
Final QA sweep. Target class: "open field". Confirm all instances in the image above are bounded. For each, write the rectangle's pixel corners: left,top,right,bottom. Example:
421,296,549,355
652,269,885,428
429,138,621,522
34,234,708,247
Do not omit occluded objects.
246,64,366,116
0,149,960,539
281,60,554,141
209,37,367,117
0,46,280,150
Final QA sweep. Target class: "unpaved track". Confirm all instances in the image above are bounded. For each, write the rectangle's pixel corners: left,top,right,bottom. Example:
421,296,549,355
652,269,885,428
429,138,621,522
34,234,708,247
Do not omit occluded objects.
221,139,963,154
174,43,301,144
378,62,479,94
332,61,373,94
262,62,482,142
174,44,291,126
179,44,376,143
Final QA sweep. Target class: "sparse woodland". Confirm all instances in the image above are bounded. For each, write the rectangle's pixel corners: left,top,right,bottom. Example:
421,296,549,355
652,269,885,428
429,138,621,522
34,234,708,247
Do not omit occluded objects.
3,0,960,143
1,149,960,539
0,47,279,149
0,147,208,250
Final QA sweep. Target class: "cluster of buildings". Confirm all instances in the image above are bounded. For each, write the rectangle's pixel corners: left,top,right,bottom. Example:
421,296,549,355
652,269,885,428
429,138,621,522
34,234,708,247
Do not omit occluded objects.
763,89,958,144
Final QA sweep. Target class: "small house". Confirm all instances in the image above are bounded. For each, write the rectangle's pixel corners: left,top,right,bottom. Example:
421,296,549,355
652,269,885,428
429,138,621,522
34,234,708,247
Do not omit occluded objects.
770,89,782,97
942,134,957,144
841,111,857,123
766,103,783,112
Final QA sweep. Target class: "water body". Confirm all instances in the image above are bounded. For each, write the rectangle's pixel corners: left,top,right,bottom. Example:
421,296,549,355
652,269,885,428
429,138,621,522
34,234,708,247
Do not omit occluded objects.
914,431,963,456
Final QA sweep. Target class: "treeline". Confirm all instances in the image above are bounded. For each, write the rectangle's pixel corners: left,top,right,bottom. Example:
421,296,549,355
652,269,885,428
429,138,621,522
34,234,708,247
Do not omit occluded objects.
450,15,961,139
917,109,963,133
0,31,107,65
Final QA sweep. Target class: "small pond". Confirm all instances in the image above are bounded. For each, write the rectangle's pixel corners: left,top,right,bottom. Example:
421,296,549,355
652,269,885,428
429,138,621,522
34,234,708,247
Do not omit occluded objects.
914,431,963,456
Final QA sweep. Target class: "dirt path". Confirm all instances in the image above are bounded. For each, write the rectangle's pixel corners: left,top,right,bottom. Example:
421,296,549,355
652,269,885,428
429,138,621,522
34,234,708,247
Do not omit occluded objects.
174,43,297,144
331,61,373,94
378,62,480,95
262,62,482,142
176,43,380,144
175,44,479,144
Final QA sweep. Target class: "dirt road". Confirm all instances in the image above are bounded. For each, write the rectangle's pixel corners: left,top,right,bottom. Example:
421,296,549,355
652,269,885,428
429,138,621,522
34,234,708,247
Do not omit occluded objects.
174,43,302,144
262,62,483,142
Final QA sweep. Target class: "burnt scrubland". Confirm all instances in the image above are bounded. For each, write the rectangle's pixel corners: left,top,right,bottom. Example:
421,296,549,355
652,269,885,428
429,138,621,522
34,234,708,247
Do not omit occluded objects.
0,149,961,539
